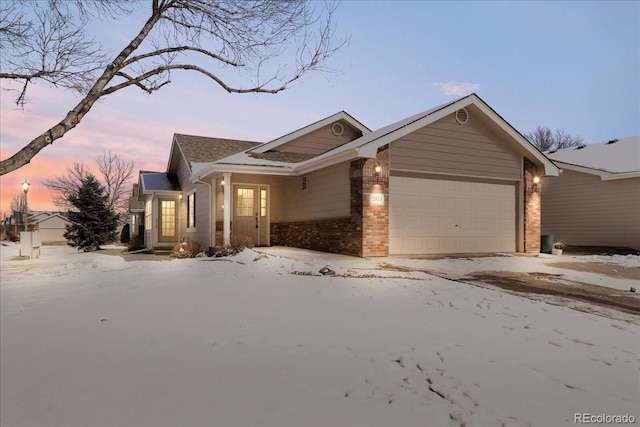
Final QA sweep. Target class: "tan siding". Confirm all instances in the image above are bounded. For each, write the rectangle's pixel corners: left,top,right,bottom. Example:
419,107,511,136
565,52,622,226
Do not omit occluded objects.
542,170,640,248
282,162,350,221
273,120,362,155
175,159,211,246
390,112,521,180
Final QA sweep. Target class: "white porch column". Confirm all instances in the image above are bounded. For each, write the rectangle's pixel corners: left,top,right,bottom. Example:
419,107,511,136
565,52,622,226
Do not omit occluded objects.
223,172,232,245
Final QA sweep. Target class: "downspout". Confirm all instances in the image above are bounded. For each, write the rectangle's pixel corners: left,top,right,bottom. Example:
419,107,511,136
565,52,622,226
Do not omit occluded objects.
195,178,213,248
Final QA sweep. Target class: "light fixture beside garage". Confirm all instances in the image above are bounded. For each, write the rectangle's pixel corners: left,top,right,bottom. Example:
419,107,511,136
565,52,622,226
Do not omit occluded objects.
374,164,382,174
532,176,541,192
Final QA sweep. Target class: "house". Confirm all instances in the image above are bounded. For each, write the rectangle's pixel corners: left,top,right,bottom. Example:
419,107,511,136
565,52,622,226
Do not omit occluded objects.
29,212,70,244
134,93,558,256
542,136,640,249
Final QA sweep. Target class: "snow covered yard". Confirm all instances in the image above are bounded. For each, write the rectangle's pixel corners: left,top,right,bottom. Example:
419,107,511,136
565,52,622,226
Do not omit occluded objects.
1,243,638,427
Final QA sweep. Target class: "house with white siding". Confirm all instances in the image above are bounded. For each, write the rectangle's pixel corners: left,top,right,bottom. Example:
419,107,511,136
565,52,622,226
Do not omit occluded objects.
29,212,70,244
134,94,558,256
542,136,640,249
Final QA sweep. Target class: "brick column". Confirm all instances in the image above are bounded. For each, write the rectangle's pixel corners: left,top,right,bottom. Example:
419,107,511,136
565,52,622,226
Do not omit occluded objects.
350,146,389,257
523,159,541,253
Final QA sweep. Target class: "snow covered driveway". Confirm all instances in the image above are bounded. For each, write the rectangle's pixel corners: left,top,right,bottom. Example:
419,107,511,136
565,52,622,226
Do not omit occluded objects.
1,244,638,426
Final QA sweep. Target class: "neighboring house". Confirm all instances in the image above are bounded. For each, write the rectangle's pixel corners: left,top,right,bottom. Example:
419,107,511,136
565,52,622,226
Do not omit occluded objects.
29,212,71,243
134,93,558,256
542,136,640,249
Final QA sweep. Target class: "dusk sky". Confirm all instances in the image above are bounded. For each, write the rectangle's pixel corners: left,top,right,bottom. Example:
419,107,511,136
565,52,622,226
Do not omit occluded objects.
1,1,638,214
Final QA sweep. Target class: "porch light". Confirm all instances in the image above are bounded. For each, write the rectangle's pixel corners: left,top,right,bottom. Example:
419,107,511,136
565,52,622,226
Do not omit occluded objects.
374,164,382,174
533,176,540,184
179,194,183,200
221,179,225,187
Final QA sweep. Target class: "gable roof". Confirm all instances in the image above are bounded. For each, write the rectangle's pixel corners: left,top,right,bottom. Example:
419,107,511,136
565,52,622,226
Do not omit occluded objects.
168,134,262,173
546,136,639,180
139,171,181,196
249,111,371,154
31,212,70,225
193,93,559,180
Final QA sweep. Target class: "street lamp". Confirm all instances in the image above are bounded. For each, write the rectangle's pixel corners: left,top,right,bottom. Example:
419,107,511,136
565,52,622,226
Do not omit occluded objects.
21,179,30,231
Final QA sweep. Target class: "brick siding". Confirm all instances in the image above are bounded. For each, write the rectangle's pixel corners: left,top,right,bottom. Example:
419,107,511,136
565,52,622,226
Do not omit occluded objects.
270,146,390,257
524,158,541,252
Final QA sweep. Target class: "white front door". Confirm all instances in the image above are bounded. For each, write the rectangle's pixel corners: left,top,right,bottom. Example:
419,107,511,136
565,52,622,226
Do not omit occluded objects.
233,185,269,246
390,176,516,254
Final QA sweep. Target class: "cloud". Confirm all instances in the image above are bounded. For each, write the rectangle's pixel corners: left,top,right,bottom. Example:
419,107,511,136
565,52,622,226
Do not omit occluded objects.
432,81,481,96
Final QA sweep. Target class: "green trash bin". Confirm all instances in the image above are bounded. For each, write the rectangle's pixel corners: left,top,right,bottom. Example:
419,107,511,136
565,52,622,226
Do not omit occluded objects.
540,235,554,254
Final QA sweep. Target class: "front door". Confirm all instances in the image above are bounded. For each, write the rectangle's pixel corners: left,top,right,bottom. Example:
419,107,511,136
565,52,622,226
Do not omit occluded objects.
158,198,178,243
233,185,269,246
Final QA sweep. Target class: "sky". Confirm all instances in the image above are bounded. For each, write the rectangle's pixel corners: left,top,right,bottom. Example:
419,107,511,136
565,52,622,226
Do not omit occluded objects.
1,0,639,214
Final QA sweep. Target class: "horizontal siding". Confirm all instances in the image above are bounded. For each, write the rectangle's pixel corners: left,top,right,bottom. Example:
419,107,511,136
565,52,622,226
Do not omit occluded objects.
542,170,640,248
390,112,521,180
273,120,361,155
283,162,350,221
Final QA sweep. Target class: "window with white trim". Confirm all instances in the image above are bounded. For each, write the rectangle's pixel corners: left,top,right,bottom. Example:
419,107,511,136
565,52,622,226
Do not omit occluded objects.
187,192,196,228
145,200,152,230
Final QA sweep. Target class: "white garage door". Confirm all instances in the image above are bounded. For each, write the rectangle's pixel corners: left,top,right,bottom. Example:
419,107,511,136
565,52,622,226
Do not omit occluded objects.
390,176,516,254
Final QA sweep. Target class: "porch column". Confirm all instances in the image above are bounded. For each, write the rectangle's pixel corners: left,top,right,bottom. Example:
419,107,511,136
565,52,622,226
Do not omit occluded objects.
223,172,232,245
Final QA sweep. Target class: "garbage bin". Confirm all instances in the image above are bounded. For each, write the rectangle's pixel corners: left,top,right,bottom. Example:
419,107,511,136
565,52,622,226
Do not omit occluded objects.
540,235,554,254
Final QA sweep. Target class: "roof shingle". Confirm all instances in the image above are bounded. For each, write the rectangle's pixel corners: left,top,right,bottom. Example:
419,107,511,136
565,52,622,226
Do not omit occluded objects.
174,134,262,165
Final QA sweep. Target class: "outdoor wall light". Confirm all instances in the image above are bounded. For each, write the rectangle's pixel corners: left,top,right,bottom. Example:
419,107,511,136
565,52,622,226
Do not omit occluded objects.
179,194,183,200
374,164,382,174
532,176,541,193
221,179,225,187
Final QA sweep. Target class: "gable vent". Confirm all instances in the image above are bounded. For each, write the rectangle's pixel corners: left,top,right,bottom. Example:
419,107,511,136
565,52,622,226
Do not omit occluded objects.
331,122,344,136
301,176,308,190
455,108,469,125
606,138,619,144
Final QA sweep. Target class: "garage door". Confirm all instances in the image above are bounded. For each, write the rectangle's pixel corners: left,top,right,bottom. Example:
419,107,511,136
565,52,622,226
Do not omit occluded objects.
390,176,516,254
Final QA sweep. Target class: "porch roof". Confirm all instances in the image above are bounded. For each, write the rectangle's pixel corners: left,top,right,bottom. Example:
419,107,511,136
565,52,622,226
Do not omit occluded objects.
140,172,181,193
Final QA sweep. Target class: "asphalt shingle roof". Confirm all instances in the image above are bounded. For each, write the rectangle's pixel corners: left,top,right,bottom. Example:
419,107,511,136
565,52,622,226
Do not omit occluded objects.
547,136,639,174
249,151,318,163
174,134,262,165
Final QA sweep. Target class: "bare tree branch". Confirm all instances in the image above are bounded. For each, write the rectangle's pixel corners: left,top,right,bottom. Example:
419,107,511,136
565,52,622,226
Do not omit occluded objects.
525,125,584,152
1,0,347,175
44,152,135,221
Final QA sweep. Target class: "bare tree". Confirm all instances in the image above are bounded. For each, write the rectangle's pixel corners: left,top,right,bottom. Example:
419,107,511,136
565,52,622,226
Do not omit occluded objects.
525,126,584,152
44,152,135,223
9,191,28,230
0,0,347,175
96,152,135,215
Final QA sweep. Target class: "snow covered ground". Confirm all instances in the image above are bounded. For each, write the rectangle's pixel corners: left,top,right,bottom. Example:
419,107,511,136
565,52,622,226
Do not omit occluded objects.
1,243,638,426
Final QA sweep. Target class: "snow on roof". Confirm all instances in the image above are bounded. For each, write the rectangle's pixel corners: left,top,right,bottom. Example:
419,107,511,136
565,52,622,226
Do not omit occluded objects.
547,136,639,174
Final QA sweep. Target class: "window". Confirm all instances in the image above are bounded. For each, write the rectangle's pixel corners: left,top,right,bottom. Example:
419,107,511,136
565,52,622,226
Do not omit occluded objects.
145,200,152,230
187,193,196,228
260,189,267,217
161,200,176,237
236,188,254,217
